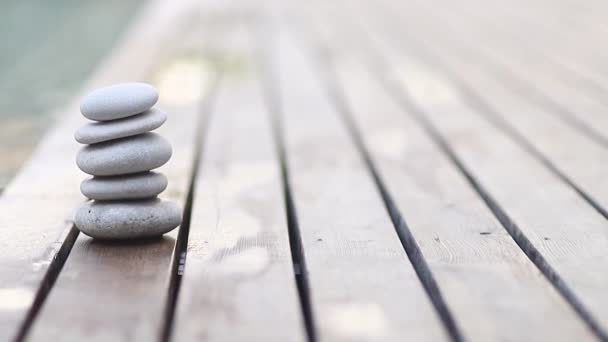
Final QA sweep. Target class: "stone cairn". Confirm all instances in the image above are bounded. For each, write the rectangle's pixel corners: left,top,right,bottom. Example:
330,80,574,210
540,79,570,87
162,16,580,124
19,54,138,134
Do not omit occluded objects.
74,83,182,239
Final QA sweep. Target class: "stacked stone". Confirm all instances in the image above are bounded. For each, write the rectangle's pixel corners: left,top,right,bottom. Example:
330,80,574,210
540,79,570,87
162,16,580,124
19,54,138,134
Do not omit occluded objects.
74,83,182,240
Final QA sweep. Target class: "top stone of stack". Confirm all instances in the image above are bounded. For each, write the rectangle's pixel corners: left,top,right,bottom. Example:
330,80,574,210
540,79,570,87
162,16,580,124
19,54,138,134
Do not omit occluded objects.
80,82,159,121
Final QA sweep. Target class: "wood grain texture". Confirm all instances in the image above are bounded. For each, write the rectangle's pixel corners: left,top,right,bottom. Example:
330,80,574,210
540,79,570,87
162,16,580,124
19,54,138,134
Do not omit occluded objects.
363,22,608,337
429,47,608,221
3,0,608,339
362,0,608,220
389,0,608,147
374,0,608,235
267,26,448,341
329,54,593,340
0,0,187,340
0,1,207,341
435,0,608,101
171,25,306,342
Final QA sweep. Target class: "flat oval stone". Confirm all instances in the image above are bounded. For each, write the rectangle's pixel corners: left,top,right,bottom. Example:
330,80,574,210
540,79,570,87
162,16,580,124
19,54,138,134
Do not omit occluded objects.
77,132,172,176
80,82,158,121
75,107,167,144
75,199,182,239
81,172,168,200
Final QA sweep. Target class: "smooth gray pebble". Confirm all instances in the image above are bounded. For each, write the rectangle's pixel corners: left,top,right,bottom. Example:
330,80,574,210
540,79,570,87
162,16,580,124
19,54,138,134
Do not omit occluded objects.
75,107,167,144
75,198,182,239
76,132,172,176
81,172,168,200
80,82,158,121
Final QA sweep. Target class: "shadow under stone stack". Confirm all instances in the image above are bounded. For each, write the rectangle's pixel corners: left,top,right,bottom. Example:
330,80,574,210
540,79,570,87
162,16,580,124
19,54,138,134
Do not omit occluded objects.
74,83,182,239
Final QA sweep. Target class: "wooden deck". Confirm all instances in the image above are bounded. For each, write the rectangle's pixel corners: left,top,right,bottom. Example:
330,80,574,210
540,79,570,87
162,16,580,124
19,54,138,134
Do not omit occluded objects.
2,0,608,340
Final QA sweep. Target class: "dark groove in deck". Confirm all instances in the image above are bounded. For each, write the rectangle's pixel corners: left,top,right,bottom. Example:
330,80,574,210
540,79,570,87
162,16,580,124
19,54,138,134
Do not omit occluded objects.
443,71,608,226
295,5,608,339
375,66,608,341
276,125,317,342
368,6,608,338
285,12,463,339
445,2,608,102
14,224,80,342
160,73,220,342
391,1,608,150
314,43,463,342
467,58,608,150
359,6,608,336
256,20,317,342
284,10,468,337
374,3,608,257
354,5,608,336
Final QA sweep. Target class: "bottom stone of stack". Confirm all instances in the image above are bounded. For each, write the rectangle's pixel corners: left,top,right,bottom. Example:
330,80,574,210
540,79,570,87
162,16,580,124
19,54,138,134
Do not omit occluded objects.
74,198,182,239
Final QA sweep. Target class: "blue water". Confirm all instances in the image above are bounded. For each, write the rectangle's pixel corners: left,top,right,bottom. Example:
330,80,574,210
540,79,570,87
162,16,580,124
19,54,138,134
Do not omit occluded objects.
0,0,143,187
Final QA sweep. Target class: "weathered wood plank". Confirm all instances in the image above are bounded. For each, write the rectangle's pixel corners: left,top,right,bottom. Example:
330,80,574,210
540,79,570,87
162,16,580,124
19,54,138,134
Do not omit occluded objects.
299,4,595,339
401,0,608,80
389,0,608,147
328,53,594,340
0,0,208,341
428,46,608,220
27,27,211,342
361,18,608,338
171,24,306,341
434,0,608,99
375,0,608,221
0,0,190,340
266,25,448,341
464,0,608,84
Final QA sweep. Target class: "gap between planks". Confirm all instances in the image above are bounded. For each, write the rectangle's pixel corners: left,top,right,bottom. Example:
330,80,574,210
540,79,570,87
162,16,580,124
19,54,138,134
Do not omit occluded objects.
347,1,608,338
169,15,308,342
10,0,217,341
268,10,450,341
257,18,318,342
0,0,194,340
291,2,598,341
393,0,608,149
286,19,463,342
160,60,220,342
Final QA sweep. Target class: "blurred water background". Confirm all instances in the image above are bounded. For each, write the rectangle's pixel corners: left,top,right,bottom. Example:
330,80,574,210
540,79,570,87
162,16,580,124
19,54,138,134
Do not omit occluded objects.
0,0,143,188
